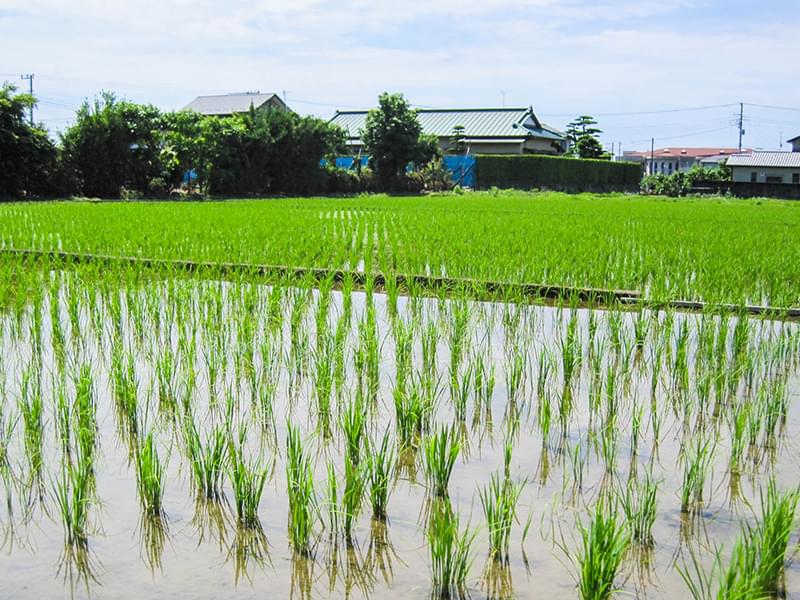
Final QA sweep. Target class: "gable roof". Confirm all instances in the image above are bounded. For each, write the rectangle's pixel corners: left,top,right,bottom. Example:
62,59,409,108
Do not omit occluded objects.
330,107,565,142
183,93,285,115
787,135,800,143
727,152,800,169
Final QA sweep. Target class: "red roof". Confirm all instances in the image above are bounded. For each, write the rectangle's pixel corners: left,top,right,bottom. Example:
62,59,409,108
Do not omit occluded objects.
625,147,750,159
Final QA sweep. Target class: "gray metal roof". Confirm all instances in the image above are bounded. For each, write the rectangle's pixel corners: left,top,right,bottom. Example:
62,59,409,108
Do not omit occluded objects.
330,107,565,142
727,152,800,169
183,93,282,115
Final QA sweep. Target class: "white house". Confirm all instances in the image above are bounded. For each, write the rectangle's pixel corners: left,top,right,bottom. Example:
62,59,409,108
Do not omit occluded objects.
330,107,567,155
727,150,800,185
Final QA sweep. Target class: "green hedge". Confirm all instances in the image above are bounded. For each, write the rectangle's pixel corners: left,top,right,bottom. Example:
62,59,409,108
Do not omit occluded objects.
474,154,642,191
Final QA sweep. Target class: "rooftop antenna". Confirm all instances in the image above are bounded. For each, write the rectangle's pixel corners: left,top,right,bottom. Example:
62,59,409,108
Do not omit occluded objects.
500,91,506,108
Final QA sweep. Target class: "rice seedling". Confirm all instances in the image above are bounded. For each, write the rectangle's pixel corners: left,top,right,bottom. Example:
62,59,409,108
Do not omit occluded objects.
621,472,659,547
423,425,461,499
54,455,93,547
479,473,524,562
750,479,799,594
134,432,165,517
286,424,317,556
342,452,366,545
366,428,395,522
227,428,268,529
184,421,227,501
427,500,476,599
575,500,630,600
680,436,716,515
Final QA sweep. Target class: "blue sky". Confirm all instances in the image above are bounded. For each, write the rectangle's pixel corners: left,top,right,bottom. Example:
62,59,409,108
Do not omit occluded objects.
2,0,799,152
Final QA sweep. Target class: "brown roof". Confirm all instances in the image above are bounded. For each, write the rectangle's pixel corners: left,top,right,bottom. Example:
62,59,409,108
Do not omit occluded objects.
624,147,750,159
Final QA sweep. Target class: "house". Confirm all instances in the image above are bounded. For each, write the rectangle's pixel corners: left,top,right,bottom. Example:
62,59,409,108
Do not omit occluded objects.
183,92,288,116
622,148,747,175
329,107,567,155
789,135,800,152
727,150,800,185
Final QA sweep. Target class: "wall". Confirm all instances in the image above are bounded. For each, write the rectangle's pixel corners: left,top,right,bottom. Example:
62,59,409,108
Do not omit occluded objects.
731,166,800,184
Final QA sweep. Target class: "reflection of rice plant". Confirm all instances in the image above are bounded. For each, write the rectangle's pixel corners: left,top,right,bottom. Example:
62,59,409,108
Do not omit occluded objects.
576,501,630,600
286,425,317,556
367,429,395,521
228,429,268,529
135,432,165,517
479,473,524,562
428,500,475,598
423,425,461,498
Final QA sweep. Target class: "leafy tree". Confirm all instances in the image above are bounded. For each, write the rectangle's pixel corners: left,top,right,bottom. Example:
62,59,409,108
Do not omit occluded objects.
0,83,58,198
566,115,607,159
362,93,441,190
60,92,164,197
450,125,467,154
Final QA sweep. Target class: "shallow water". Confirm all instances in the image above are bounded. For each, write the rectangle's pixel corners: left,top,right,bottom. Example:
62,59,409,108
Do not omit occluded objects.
0,272,798,599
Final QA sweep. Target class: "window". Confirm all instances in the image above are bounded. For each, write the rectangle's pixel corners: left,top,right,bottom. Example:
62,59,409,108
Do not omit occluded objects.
793,173,799,185
751,172,757,183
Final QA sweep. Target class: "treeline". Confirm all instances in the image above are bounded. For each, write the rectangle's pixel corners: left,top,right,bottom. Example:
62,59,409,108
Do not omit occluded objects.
1,85,453,199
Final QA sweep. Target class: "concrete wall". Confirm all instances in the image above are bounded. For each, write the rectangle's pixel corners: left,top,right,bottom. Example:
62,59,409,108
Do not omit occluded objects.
731,166,800,184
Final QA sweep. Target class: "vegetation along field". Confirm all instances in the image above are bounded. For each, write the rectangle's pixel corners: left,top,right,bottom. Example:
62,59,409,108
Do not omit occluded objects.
0,191,799,599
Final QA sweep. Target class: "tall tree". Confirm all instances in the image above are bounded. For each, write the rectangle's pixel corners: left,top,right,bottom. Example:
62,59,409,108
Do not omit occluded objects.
362,93,440,190
0,83,57,198
565,115,607,159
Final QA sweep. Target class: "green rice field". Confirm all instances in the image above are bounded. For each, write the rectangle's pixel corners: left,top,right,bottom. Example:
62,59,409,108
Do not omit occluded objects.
0,192,798,599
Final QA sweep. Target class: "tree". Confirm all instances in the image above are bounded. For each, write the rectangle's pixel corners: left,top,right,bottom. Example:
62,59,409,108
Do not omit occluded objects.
565,115,607,159
362,93,441,190
60,92,164,197
0,83,58,198
449,125,467,154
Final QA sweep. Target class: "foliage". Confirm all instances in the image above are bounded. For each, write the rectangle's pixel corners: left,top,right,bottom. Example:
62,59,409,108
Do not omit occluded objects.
408,158,454,192
0,83,58,198
474,154,641,190
641,165,732,197
362,92,442,190
60,92,165,198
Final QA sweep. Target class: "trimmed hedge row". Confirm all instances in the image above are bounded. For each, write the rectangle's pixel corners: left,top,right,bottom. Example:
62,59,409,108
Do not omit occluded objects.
474,154,642,191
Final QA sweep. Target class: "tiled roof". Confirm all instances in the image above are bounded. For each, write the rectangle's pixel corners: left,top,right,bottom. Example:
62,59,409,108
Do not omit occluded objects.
727,152,800,169
330,107,565,142
183,93,282,115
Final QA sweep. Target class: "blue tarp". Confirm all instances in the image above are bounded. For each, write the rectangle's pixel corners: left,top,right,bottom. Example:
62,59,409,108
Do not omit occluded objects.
443,155,475,188
326,155,476,187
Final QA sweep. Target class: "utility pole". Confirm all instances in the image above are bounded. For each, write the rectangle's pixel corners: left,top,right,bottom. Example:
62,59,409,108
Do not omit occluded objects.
20,73,34,126
650,137,655,175
737,102,744,153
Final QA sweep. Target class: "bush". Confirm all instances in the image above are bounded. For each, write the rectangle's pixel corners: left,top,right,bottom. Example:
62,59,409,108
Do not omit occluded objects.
641,166,730,197
408,158,454,193
474,154,641,191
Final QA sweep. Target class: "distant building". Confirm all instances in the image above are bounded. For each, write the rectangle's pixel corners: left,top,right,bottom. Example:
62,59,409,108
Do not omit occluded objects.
789,135,800,153
329,107,567,155
623,147,748,175
183,92,288,117
727,150,800,185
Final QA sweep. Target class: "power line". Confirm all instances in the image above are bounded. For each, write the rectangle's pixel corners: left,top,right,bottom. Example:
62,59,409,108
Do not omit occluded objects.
744,102,800,113
540,103,739,118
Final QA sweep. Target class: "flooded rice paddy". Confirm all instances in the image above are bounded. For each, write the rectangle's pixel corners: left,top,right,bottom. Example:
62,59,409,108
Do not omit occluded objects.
0,268,798,599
